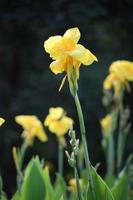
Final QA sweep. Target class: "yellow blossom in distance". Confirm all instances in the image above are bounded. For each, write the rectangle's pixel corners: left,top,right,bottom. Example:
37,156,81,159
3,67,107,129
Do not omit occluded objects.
44,107,73,137
69,178,83,193
103,60,133,96
44,27,97,81
15,115,48,145
0,117,5,126
110,60,133,82
103,73,124,97
100,114,112,138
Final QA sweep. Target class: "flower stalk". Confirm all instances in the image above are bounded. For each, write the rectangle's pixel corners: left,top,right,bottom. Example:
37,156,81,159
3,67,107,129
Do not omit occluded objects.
107,133,115,176
58,140,64,176
117,92,130,173
67,67,95,199
74,93,94,190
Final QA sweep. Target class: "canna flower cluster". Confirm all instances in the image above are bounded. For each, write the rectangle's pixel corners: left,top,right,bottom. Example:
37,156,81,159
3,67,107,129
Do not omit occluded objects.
0,117,5,126
44,27,97,86
15,115,48,145
103,60,133,97
44,107,73,137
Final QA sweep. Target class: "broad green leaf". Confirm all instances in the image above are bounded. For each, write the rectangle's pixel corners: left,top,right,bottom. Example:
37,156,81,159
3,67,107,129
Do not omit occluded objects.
0,197,7,200
43,167,54,200
11,192,21,200
105,174,116,188
20,157,45,200
111,168,129,200
60,196,64,200
87,167,114,200
54,174,67,200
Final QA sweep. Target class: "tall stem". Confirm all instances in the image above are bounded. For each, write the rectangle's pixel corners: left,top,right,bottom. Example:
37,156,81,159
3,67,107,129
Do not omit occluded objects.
117,129,125,173
117,91,125,173
58,141,64,176
74,93,95,195
107,134,115,176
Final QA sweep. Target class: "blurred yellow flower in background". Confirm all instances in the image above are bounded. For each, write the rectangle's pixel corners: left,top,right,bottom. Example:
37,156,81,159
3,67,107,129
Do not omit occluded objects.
15,115,48,145
103,73,124,97
44,27,97,81
69,178,83,193
103,60,133,96
100,114,112,138
44,107,73,137
110,60,133,82
0,117,5,126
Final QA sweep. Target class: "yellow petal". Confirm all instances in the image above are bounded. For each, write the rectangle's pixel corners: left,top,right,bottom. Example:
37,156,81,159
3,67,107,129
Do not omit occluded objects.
48,116,73,137
69,178,83,193
100,114,112,138
44,36,64,59
103,73,119,90
44,107,65,127
119,61,133,81
49,107,64,120
35,121,48,142
0,117,5,126
15,115,48,144
50,60,66,74
15,115,37,130
110,60,133,82
69,44,98,65
63,27,81,43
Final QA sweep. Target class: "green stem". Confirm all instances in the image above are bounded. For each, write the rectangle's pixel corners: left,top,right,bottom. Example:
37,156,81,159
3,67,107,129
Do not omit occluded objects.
74,93,95,198
105,109,118,176
117,129,125,173
117,92,125,173
20,142,28,170
107,133,115,175
58,141,64,176
74,166,83,200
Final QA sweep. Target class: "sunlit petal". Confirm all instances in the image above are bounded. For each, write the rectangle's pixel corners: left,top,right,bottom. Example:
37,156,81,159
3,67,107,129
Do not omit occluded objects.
63,27,81,43
69,44,98,65
50,60,66,74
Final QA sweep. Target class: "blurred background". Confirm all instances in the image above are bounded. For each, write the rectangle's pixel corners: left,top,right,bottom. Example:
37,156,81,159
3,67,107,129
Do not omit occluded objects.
0,0,133,197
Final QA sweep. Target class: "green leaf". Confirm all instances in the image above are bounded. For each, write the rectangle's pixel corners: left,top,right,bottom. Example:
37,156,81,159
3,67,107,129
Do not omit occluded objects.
0,197,7,200
87,167,114,200
111,168,129,200
105,174,116,188
20,157,45,200
59,196,64,200
54,174,67,200
11,192,21,200
42,166,54,200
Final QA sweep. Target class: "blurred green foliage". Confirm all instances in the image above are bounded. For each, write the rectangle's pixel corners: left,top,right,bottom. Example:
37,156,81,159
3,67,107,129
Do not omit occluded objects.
0,0,133,197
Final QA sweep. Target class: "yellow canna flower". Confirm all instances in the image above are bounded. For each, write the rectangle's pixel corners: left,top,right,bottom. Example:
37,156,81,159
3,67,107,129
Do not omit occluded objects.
15,115,48,145
103,60,133,96
100,114,112,138
69,178,83,193
44,27,97,82
109,60,133,82
0,117,5,126
44,107,73,137
103,73,126,97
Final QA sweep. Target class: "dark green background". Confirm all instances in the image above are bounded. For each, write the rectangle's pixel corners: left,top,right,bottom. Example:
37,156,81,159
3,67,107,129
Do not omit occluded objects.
0,0,133,197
